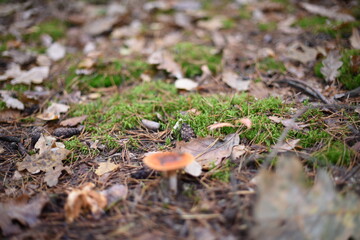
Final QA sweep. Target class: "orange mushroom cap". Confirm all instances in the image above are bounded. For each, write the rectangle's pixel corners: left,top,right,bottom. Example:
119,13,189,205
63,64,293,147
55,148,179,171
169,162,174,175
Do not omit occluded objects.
143,152,195,171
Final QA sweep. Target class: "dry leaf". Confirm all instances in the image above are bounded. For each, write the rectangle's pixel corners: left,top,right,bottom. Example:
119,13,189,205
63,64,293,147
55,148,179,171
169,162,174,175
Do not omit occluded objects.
37,102,70,121
142,119,161,130
207,122,235,130
253,155,360,240
11,66,49,85
65,183,107,223
184,160,202,177
237,118,252,129
286,42,318,64
197,17,224,31
175,78,199,91
148,50,183,78
176,133,240,168
0,91,24,110
78,58,96,69
0,109,21,123
17,134,71,186
100,184,128,206
0,193,49,236
269,116,303,130
274,139,300,152
300,2,355,22
46,42,66,61
60,115,88,127
0,63,22,81
230,144,249,160
321,51,343,82
83,16,118,36
350,28,360,50
222,71,251,91
95,161,119,176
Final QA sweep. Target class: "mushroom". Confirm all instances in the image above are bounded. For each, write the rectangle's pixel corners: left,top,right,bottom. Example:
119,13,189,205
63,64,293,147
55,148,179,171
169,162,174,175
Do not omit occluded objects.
143,152,195,194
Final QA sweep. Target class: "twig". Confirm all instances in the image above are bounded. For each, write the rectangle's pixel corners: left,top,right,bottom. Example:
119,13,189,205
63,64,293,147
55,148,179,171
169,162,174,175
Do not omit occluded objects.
274,78,331,104
334,86,360,99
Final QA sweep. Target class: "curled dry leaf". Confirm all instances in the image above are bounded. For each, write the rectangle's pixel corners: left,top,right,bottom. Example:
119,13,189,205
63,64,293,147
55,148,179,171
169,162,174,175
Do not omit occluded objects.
0,91,24,110
46,42,66,61
300,2,355,22
176,133,240,169
222,70,251,91
286,42,318,64
320,51,343,83
253,155,360,240
148,50,183,79
11,66,49,85
274,139,300,152
0,63,22,81
65,183,107,223
350,28,360,50
175,78,199,91
142,119,161,130
100,184,128,206
184,160,202,177
37,102,70,121
95,161,119,176
237,118,252,129
60,115,88,127
0,193,49,236
207,122,235,130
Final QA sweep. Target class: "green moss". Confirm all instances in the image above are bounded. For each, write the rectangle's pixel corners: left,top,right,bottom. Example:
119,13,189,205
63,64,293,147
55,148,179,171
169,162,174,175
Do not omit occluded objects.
258,22,277,32
238,6,252,20
314,61,324,78
3,84,30,92
338,49,360,89
314,141,353,166
64,138,98,155
172,42,222,78
222,18,236,29
0,101,6,111
0,34,16,53
294,16,360,38
66,59,151,90
257,57,286,73
210,160,235,182
24,19,67,42
70,81,291,149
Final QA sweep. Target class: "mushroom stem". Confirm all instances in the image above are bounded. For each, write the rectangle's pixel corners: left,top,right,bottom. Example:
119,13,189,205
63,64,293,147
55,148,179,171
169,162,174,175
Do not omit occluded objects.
167,170,178,194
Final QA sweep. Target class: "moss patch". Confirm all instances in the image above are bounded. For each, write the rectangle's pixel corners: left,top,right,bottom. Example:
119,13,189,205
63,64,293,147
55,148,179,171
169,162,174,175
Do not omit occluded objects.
66,59,151,91
258,22,277,32
24,19,67,42
257,57,286,73
171,42,222,78
314,141,353,166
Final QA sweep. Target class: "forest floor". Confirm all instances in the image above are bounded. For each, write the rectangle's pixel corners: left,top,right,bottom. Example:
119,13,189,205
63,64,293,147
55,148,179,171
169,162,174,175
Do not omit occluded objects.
0,0,360,239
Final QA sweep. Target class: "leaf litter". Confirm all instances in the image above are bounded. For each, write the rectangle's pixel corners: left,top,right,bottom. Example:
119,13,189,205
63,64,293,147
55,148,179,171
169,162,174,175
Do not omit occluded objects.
253,155,360,240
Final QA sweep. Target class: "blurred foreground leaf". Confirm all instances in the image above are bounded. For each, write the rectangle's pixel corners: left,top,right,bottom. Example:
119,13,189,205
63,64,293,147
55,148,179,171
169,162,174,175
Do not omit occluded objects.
253,155,360,240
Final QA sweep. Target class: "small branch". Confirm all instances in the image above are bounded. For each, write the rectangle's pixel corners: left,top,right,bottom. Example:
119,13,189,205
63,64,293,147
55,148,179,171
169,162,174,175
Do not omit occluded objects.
274,78,331,104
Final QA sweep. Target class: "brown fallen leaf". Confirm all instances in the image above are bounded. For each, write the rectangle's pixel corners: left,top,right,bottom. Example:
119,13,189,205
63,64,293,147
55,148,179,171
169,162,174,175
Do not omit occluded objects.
274,139,300,152
253,155,360,240
321,51,343,83
175,133,240,168
148,50,183,79
65,183,107,223
0,90,24,110
300,2,355,22
268,116,303,130
17,134,71,187
237,118,252,129
207,122,235,130
222,70,251,91
95,161,119,176
60,115,88,127
350,28,360,50
0,109,21,123
286,42,318,64
37,102,70,121
0,193,49,236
